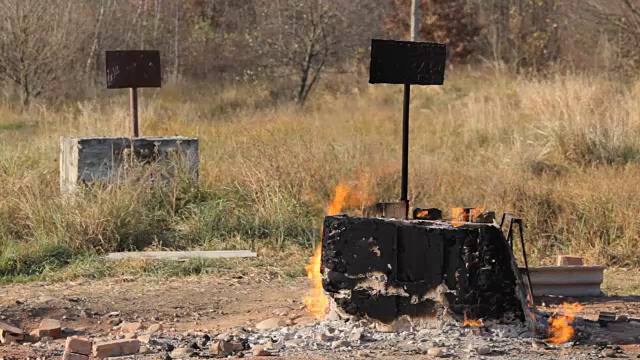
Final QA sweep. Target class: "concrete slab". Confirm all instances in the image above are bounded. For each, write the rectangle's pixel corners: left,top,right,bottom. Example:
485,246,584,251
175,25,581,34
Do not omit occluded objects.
104,250,257,261
523,265,605,296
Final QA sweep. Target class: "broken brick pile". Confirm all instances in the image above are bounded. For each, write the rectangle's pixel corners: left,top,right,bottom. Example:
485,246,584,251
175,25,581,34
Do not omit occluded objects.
1,319,141,359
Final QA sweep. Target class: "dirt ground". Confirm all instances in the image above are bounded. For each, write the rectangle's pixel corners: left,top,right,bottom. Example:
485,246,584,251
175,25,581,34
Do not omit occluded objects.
2,268,640,359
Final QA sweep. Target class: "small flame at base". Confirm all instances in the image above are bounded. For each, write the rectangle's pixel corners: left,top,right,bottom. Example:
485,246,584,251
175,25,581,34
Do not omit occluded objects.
303,182,352,319
546,302,584,344
303,246,327,318
463,314,483,327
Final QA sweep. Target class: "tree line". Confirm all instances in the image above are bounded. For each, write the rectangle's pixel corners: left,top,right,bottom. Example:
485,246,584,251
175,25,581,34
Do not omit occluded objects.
0,0,638,107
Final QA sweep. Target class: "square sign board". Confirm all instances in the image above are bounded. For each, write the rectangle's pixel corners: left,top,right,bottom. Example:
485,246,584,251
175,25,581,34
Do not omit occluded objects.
106,50,162,89
369,39,446,85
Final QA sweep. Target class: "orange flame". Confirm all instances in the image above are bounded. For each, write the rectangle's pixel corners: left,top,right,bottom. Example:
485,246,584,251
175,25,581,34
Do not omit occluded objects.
463,314,483,327
546,302,583,344
326,183,351,216
451,207,486,226
470,207,486,220
303,183,351,319
303,246,327,318
451,208,467,227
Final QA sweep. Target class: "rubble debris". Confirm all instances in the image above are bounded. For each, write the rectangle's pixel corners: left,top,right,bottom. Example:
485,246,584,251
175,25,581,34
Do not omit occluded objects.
602,348,617,357
120,321,144,333
331,339,351,349
615,314,629,322
427,347,444,357
252,344,272,356
61,353,90,360
170,347,194,358
599,312,617,327
147,323,163,333
0,321,24,337
0,330,20,344
209,340,235,355
475,344,491,355
0,321,24,343
255,318,286,330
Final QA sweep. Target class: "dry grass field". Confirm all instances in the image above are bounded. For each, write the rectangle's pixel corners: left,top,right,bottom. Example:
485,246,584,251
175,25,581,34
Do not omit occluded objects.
2,67,640,281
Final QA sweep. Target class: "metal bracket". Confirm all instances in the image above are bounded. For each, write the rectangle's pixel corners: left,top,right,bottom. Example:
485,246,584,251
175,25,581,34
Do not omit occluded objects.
501,213,535,299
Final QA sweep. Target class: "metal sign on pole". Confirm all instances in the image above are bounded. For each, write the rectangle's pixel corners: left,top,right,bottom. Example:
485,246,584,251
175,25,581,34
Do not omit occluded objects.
106,50,162,137
369,39,447,217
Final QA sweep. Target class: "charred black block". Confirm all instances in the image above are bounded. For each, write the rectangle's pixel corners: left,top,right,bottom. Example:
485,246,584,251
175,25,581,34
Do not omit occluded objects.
322,215,528,323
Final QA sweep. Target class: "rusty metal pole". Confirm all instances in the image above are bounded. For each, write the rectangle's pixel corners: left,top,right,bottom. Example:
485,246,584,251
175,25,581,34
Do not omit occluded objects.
130,87,139,137
401,0,420,217
411,0,420,42
401,84,410,211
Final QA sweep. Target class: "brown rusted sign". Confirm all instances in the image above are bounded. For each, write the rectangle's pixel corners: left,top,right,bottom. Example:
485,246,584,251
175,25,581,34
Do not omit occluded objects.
105,50,162,137
369,39,446,85
106,50,162,89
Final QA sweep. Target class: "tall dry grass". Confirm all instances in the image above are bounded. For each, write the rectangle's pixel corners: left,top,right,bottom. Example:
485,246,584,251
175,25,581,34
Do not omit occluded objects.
2,68,640,279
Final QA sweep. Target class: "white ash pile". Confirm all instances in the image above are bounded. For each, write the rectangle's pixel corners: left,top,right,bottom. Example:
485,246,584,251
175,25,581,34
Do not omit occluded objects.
243,316,534,358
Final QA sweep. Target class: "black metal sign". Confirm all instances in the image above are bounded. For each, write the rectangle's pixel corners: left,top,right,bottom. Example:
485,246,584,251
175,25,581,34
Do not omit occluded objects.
105,50,162,137
368,39,447,218
106,50,162,89
369,39,446,85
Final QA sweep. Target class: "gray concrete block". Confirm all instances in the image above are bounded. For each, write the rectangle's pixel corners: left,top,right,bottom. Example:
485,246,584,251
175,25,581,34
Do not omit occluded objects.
60,136,198,195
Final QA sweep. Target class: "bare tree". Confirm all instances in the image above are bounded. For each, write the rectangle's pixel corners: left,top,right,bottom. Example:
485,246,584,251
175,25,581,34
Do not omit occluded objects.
474,0,561,70
582,0,640,72
256,0,385,105
172,1,181,82
85,0,112,78
0,0,89,106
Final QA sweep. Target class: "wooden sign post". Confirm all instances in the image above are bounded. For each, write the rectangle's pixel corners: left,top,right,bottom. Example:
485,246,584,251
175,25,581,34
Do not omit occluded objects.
369,39,447,217
106,50,162,137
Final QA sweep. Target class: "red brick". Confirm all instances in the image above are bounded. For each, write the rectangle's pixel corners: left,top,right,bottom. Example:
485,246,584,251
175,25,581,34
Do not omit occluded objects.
557,255,584,266
61,353,90,360
93,339,140,358
65,337,93,356
37,319,62,339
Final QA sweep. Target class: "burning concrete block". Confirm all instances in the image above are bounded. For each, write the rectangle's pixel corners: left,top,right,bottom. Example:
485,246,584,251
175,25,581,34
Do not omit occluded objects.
60,136,198,195
321,215,531,324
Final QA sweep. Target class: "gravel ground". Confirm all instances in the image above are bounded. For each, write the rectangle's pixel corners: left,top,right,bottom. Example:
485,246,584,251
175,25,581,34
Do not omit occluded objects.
1,272,640,359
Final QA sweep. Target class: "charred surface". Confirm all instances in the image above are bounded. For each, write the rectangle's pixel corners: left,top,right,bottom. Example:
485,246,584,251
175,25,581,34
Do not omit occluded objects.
321,215,527,324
